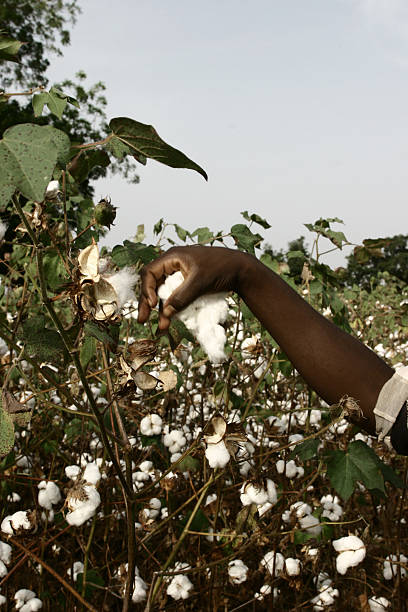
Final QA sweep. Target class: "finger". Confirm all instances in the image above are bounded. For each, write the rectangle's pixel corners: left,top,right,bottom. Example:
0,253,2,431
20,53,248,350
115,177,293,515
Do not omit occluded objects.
162,274,202,317
137,295,151,323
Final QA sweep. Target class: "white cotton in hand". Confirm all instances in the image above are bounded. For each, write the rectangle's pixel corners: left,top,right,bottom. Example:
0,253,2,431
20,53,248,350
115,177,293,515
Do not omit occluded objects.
157,272,229,364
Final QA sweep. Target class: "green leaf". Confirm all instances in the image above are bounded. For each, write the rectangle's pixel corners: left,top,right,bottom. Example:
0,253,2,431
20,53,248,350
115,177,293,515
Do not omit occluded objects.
174,224,190,241
230,224,263,254
169,319,195,345
154,218,164,235
191,227,214,243
76,569,104,599
241,211,271,229
0,35,23,63
110,240,158,267
0,396,15,458
20,316,67,362
69,149,110,183
0,124,71,208
178,455,200,472
80,335,97,369
326,440,385,501
290,438,319,461
32,87,79,120
42,250,69,291
108,117,207,180
83,321,119,353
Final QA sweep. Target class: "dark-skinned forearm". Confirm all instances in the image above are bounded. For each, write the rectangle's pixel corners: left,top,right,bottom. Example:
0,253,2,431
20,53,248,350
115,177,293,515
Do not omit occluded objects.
237,255,393,433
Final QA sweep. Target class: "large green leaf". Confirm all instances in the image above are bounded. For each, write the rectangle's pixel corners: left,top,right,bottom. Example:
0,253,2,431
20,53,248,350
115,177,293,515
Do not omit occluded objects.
107,117,207,180
230,224,263,255
84,321,119,353
0,124,71,208
111,240,158,267
32,86,79,120
20,315,67,362
0,34,23,63
326,441,385,501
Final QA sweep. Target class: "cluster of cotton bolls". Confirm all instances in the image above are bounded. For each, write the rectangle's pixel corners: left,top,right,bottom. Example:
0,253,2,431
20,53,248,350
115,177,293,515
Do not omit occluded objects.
240,480,278,517
310,572,339,610
67,561,84,582
139,413,163,436
64,461,101,526
276,459,304,479
163,427,187,462
158,271,229,364
132,460,156,491
261,550,301,577
117,564,148,603
140,497,161,526
166,563,194,600
320,494,343,522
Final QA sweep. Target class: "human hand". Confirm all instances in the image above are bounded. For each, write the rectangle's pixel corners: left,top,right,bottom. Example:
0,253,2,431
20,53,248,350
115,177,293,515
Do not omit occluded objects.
137,245,249,330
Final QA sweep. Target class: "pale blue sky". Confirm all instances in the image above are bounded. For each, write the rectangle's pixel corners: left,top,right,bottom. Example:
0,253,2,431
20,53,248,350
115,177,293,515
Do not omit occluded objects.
47,0,408,264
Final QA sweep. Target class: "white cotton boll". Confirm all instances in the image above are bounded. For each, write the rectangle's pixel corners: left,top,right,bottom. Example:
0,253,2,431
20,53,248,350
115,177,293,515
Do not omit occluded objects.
107,268,138,309
166,563,194,601
140,414,163,436
321,495,343,522
228,559,249,584
0,221,7,242
261,551,285,576
45,180,59,199
158,272,229,364
205,440,231,468
15,590,43,612
66,485,101,526
132,575,148,603
285,558,301,576
0,561,7,578
240,483,269,506
65,465,81,480
0,542,12,565
38,481,61,510
0,338,8,357
383,554,407,580
332,536,366,574
163,430,186,453
0,593,5,605
1,511,32,535
67,561,84,581
83,462,101,485
369,596,391,611
299,514,322,536
139,460,153,473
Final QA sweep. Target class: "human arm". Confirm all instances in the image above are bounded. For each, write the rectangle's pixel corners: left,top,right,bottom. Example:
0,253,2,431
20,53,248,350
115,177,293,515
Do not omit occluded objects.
138,245,394,434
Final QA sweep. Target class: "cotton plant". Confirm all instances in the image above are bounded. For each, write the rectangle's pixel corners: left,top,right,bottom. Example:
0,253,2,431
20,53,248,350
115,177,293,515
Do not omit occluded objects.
158,271,229,363
166,562,194,601
37,480,62,512
332,536,366,574
74,241,137,321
